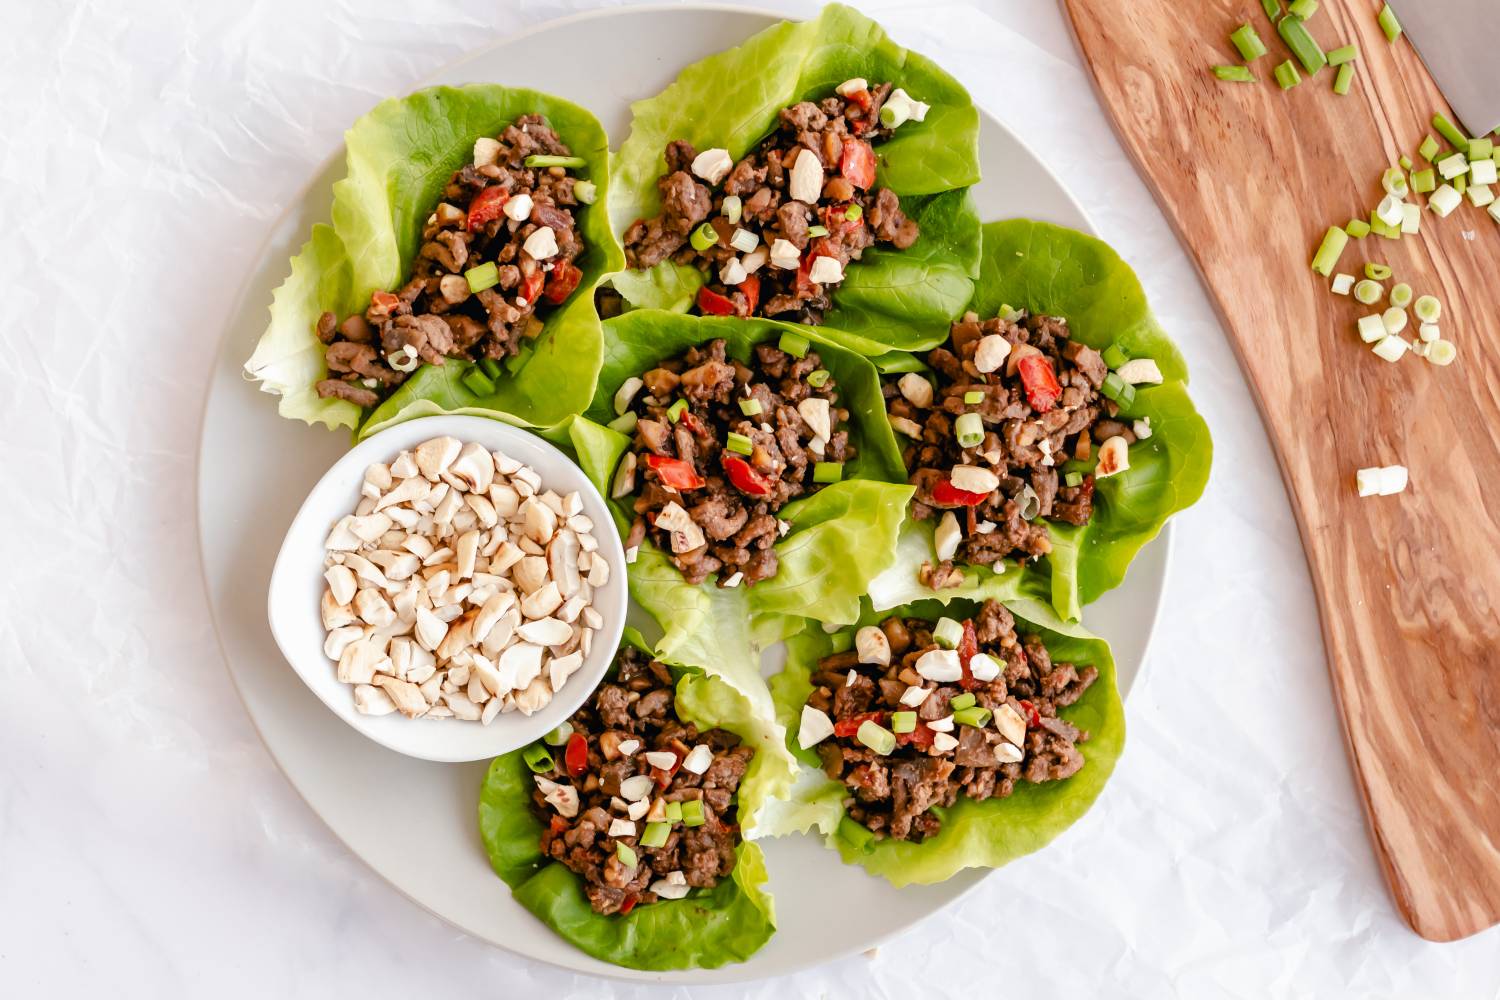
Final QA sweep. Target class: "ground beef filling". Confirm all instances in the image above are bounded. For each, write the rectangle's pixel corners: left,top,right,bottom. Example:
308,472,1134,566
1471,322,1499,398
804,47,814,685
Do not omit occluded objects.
887,309,1124,579
530,647,753,915
623,83,918,324
617,338,853,587
806,600,1098,844
314,114,588,409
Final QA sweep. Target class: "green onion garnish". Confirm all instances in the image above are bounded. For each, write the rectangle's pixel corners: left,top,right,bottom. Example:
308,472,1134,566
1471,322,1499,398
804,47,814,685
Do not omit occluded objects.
1213,66,1255,83
1230,24,1268,61
1345,218,1371,238
1116,381,1138,411
1414,295,1442,324
1353,279,1384,305
1412,168,1436,193
665,801,683,823
1382,168,1408,196
1419,135,1441,161
543,722,573,746
890,711,917,734
950,692,977,711
812,461,843,484
807,225,829,237
1365,262,1393,280
1377,3,1402,43
738,397,763,416
1101,372,1127,403
845,204,863,221
954,411,984,448
574,180,597,204
856,719,896,756
830,629,854,654
465,261,499,293
478,357,502,380
525,154,587,169
1064,471,1084,488
839,815,875,852
1289,0,1318,17
640,822,670,848
722,194,743,225
1310,226,1348,276
1327,43,1359,66
1101,344,1130,369
779,332,810,358
681,799,705,827
666,399,689,423
806,369,831,388
1469,137,1495,161
1454,174,1468,195
963,390,984,405
462,367,496,397
933,617,963,649
953,706,993,728
1261,0,1281,17
616,842,638,867
506,346,532,375
726,432,753,455
1433,112,1469,154
1332,63,1354,96
1389,283,1414,309
1278,16,1327,75
1437,152,1469,180
607,411,638,435
1274,60,1301,90
1399,155,1412,171
689,221,719,252
522,743,555,774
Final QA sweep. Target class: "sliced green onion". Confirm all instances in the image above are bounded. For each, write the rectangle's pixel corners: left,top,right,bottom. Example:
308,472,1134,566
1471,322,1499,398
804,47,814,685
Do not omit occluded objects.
1332,63,1355,95
1230,24,1268,61
890,711,917,734
1274,60,1302,90
1353,279,1384,305
1327,43,1359,66
1437,152,1470,180
954,411,984,448
856,719,896,756
640,822,670,848
478,357,502,380
1213,65,1255,83
1101,344,1130,369
462,368,496,397
681,799,705,827
1389,283,1413,309
1288,0,1317,17
829,629,855,654
1433,112,1469,154
1278,16,1327,75
1411,168,1436,193
722,194,742,225
1364,262,1393,280
1414,295,1442,324
807,225,829,237
524,154,586,169
845,204,863,221
738,397,763,416
1454,174,1468,195
689,221,719,252
812,461,843,484
666,398,689,423
1382,168,1407,196
1383,307,1408,334
616,842,638,867
1101,371,1127,402
806,369,831,388
506,346,532,375
1468,137,1495,161
778,332,810,358
949,692,977,711
953,706,992,728
543,722,573,746
1419,135,1441,161
933,617,964,649
522,743,555,774
573,180,597,204
465,260,499,293
726,432,753,456
1345,218,1371,238
1261,0,1281,17
1377,3,1402,43
1064,471,1084,488
1310,226,1348,276
838,815,875,852
963,390,984,405
1468,183,1495,207
664,801,683,823
1116,381,1138,412
607,411,638,435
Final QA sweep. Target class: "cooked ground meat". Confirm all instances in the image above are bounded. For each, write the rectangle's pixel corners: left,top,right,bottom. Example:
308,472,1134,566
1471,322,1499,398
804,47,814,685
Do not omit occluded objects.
805,599,1098,843
888,308,1122,576
314,114,590,407
616,338,853,587
529,646,754,915
623,81,918,324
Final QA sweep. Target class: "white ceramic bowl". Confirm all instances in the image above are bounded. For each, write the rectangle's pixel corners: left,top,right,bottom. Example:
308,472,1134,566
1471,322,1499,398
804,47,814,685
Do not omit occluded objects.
267,414,628,763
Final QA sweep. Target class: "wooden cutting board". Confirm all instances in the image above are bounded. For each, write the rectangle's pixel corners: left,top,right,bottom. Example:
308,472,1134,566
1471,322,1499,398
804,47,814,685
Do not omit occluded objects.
1061,0,1500,942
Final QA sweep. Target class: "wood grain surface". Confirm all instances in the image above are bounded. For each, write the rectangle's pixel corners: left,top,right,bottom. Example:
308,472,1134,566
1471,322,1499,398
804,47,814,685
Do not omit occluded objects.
1061,0,1500,942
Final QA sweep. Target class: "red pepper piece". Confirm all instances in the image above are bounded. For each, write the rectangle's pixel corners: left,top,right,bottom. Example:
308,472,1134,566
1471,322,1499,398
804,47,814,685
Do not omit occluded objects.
564,732,588,778
722,455,772,497
845,88,873,113
1018,699,1042,728
618,894,638,916
548,815,569,836
832,711,888,738
543,261,582,304
653,751,681,789
931,478,989,507
956,619,982,691
520,268,545,305
738,273,760,316
895,722,936,749
696,285,737,316
1016,354,1063,413
368,290,401,319
466,186,509,231
840,138,877,190
644,453,705,491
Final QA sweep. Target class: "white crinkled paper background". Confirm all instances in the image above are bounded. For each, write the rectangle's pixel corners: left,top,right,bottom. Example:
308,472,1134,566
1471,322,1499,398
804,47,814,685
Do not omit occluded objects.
2,0,1496,996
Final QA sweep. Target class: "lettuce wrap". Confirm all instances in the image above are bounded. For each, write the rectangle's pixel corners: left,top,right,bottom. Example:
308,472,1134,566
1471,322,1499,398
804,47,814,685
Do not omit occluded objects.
762,587,1124,886
244,84,622,435
873,219,1212,621
478,629,780,970
608,3,981,350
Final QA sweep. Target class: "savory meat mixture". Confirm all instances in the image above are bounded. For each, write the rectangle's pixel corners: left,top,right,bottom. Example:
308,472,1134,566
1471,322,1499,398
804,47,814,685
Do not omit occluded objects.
314,114,593,409
527,646,754,915
610,336,854,587
886,308,1145,585
799,600,1098,843
622,79,926,323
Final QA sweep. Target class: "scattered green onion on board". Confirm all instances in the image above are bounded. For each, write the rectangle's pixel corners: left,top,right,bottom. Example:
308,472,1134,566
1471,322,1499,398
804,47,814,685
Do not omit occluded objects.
1469,137,1495,161
954,411,984,448
1419,135,1441,161
1365,262,1393,280
522,743,555,774
738,397,763,416
462,367,496,397
1275,60,1302,90
1310,226,1348,276
779,332,810,358
1261,0,1282,18
666,398,689,423
1289,0,1318,16
1231,24,1268,61
1382,168,1408,196
1278,16,1327,75
933,617,964,649
1412,169,1436,193
1327,43,1359,66
1433,112,1469,153
1377,3,1402,43
1399,155,1412,171
1389,283,1414,309
1414,295,1442,323
690,221,719,251
1353,279,1384,305
1333,63,1355,96
1346,218,1372,238
1214,65,1256,83
525,154,586,168
726,432,753,456
812,462,843,483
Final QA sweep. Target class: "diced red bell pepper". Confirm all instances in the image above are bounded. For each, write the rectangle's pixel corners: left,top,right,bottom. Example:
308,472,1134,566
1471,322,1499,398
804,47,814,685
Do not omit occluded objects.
618,895,638,916
368,290,401,318
644,453,705,491
678,410,705,436
1018,700,1042,728
931,478,989,507
840,139,877,190
543,261,582,304
895,722,936,749
466,186,509,231
520,268,545,305
548,815,569,836
832,711,888,738
845,87,873,112
738,273,760,316
564,732,588,778
696,285,737,316
722,455,772,497
956,619,982,691
653,751,680,789
1016,354,1063,413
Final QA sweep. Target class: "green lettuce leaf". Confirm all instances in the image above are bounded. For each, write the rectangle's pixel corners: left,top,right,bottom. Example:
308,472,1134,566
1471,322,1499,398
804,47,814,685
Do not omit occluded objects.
245,84,622,435
878,219,1212,620
608,3,980,349
478,630,779,969
764,596,1124,885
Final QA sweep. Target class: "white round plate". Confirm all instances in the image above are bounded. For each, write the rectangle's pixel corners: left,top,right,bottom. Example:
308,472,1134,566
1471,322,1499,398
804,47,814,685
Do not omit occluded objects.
197,5,1171,984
